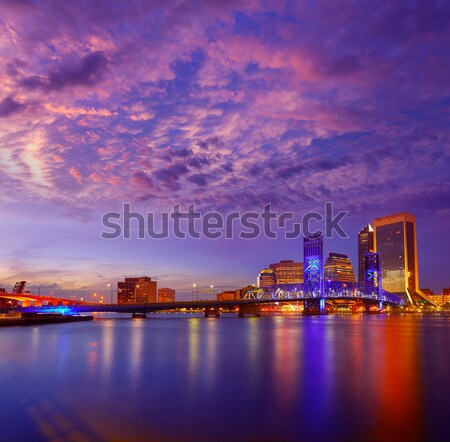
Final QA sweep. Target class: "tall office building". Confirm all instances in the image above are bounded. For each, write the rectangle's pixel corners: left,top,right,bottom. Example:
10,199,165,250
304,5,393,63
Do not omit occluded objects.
158,287,175,303
324,252,355,283
258,269,276,288
269,260,304,284
117,277,157,304
358,224,374,284
373,212,432,305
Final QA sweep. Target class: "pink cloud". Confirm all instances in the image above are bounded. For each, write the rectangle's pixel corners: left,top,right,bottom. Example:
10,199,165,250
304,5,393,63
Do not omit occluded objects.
69,166,82,183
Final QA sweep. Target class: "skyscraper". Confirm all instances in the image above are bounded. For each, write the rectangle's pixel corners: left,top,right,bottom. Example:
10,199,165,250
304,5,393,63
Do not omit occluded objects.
373,212,432,305
358,224,374,284
324,252,355,283
118,277,157,304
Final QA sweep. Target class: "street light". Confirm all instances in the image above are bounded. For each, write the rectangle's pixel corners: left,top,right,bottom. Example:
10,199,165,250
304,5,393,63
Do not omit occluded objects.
192,284,197,302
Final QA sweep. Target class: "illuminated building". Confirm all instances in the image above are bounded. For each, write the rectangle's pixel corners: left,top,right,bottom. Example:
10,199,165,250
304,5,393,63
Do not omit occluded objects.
258,269,276,288
117,277,157,304
373,212,432,305
423,288,450,306
365,252,381,296
303,233,324,296
358,224,374,284
420,288,433,297
269,260,304,284
158,287,175,303
217,291,237,301
324,252,356,283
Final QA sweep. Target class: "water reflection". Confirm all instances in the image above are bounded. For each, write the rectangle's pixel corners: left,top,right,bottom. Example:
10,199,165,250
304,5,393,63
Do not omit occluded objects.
273,316,300,409
0,315,447,442
101,320,114,378
187,317,200,380
130,319,144,379
373,317,425,442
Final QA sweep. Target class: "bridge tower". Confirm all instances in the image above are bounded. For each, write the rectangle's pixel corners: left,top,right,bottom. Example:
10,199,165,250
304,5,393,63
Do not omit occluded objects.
365,252,383,310
303,233,325,314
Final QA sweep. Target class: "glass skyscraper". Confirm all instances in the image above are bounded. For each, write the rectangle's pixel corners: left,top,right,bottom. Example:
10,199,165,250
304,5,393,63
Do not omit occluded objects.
373,212,432,305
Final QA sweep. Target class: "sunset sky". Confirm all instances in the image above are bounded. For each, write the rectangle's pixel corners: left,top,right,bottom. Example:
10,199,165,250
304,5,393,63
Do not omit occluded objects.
0,0,449,297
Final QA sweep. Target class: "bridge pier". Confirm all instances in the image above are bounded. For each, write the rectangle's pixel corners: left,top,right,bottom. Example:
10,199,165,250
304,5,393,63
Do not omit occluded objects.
204,307,221,318
364,301,382,313
238,304,261,317
303,298,327,315
132,312,147,318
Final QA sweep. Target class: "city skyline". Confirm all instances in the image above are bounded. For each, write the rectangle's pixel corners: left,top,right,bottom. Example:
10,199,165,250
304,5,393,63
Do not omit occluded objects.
0,208,447,299
0,1,449,296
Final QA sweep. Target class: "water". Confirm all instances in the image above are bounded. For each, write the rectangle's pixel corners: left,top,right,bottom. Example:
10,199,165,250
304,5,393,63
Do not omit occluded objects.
0,313,448,442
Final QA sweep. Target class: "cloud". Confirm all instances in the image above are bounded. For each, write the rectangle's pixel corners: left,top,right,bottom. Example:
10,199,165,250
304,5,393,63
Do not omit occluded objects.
188,173,209,187
20,51,109,91
132,171,154,189
44,103,117,117
0,97,25,117
69,166,82,183
154,163,189,189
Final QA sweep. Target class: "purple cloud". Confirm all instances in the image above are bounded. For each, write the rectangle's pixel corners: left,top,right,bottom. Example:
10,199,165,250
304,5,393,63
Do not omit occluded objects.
20,52,108,91
0,97,24,117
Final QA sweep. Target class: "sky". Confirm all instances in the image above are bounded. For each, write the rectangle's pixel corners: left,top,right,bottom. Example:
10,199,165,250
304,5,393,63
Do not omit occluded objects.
0,0,449,299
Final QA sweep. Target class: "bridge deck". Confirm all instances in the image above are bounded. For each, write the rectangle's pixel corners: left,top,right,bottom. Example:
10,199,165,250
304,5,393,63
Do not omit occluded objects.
17,294,401,314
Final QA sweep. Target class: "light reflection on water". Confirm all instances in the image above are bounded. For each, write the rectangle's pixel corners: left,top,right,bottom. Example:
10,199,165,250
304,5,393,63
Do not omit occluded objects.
0,314,448,442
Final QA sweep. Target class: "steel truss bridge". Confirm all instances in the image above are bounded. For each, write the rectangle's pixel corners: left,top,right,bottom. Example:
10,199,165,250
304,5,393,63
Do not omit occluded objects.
244,281,404,306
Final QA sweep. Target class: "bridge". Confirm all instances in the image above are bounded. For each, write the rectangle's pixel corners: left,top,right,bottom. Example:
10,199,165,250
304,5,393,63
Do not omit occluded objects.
1,234,407,317
0,281,87,307
4,280,404,318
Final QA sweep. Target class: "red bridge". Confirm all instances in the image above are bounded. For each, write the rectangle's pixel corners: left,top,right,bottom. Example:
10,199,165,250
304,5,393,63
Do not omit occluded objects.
0,281,87,308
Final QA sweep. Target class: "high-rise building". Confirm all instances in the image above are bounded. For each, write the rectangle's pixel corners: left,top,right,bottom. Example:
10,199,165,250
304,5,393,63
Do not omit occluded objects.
258,269,276,288
324,252,355,283
158,287,175,303
117,277,157,304
373,212,432,305
269,260,304,285
358,224,374,284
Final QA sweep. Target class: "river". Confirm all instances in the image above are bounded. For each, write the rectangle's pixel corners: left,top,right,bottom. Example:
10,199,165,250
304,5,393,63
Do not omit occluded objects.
0,313,448,441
